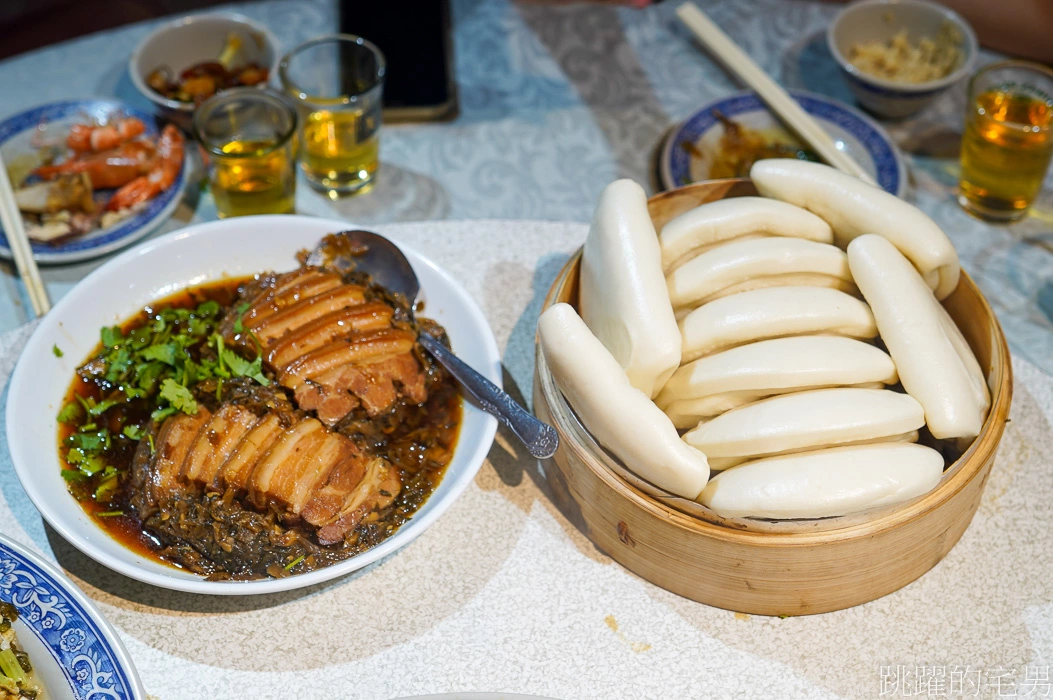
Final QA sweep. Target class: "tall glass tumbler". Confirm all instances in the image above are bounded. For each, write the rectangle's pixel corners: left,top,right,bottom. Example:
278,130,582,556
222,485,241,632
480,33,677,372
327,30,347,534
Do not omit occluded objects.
280,35,386,195
193,88,298,218
958,61,1053,222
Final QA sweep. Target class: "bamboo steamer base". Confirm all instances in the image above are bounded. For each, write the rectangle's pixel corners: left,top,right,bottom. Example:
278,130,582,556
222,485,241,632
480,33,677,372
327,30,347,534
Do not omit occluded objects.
532,179,1013,616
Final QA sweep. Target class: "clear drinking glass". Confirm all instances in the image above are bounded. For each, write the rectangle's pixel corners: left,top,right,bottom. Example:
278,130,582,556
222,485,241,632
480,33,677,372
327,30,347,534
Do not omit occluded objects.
958,61,1053,222
279,35,386,195
193,88,298,218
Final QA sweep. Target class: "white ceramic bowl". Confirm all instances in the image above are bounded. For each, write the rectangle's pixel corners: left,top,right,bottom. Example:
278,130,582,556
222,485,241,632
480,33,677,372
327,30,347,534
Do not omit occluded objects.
6,215,500,595
129,13,280,129
828,0,977,118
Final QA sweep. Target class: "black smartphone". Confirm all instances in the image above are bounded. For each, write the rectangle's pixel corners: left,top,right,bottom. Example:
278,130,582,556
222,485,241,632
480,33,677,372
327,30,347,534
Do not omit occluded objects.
338,0,458,122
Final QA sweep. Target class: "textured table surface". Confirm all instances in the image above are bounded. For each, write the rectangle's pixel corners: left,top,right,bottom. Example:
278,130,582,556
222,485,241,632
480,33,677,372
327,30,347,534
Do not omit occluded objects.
0,1,1051,698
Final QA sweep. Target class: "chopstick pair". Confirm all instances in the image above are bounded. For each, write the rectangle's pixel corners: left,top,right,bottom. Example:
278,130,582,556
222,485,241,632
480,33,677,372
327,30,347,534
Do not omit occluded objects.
675,2,875,185
0,151,50,317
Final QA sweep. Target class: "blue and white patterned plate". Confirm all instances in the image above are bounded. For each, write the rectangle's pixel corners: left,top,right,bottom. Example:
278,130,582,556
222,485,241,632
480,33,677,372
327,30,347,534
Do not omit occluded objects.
0,100,187,265
660,90,907,198
0,533,145,700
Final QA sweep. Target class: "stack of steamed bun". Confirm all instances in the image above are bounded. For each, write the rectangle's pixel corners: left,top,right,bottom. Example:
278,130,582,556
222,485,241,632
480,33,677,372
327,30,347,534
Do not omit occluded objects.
538,159,991,520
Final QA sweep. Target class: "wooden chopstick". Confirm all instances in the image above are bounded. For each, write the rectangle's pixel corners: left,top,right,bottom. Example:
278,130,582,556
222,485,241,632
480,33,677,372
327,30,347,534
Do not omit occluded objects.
0,151,50,317
676,2,877,185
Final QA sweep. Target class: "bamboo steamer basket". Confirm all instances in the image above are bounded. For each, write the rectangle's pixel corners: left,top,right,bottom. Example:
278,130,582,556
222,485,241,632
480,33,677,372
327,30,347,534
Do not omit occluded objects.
532,179,1013,616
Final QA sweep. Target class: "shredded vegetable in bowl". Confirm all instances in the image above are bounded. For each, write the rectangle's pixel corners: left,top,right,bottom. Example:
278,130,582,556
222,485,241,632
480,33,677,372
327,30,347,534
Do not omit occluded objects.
0,604,39,699
849,24,962,84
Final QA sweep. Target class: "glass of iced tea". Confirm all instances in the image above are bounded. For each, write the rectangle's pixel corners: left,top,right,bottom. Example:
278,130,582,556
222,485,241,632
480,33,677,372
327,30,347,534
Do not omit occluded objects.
279,35,386,195
193,88,298,218
958,61,1053,222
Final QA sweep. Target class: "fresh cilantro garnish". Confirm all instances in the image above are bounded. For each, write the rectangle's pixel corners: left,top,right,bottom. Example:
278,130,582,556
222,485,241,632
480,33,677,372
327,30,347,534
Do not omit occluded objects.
57,402,83,424
57,296,273,504
122,424,145,441
100,326,123,349
159,378,198,415
232,302,251,334
221,343,270,386
52,344,63,357
140,343,178,365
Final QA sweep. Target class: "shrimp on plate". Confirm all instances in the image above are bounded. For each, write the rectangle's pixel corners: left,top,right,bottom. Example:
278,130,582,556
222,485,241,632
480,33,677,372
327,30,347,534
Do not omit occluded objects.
106,125,185,211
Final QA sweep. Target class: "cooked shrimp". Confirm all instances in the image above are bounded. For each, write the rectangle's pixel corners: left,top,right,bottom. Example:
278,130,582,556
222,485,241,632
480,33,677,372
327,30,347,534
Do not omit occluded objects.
106,125,184,211
67,117,146,153
34,140,156,189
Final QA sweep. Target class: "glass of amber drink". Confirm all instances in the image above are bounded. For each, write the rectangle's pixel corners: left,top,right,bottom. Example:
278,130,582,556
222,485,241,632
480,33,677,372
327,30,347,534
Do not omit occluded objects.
279,35,386,195
194,89,298,218
958,61,1053,222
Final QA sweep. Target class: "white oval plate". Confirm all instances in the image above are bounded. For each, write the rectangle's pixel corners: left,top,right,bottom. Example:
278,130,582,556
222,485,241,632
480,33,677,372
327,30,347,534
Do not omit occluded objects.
0,533,146,699
660,89,907,197
6,215,500,595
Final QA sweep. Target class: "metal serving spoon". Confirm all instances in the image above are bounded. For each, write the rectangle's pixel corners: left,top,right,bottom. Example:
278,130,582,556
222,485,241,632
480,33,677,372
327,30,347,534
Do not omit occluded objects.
307,230,559,460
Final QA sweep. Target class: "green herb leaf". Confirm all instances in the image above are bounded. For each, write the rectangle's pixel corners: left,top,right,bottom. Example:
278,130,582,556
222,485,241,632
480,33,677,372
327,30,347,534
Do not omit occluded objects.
77,455,106,477
60,469,88,482
221,346,270,386
96,510,124,517
150,406,176,422
94,476,118,501
66,432,104,452
159,378,197,415
57,402,83,424
52,344,64,358
140,343,178,366
100,326,123,349
88,398,120,416
232,302,251,334
122,425,145,441
197,300,221,318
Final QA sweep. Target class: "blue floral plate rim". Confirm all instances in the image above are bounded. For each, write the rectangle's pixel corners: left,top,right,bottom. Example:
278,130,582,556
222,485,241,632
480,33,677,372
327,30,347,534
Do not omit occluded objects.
0,533,145,700
660,89,907,198
0,98,187,265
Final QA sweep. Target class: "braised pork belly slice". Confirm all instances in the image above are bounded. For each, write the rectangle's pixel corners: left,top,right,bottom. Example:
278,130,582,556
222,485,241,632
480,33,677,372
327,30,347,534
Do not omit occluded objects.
242,419,320,502
246,418,342,516
277,328,416,388
302,454,401,545
249,284,368,345
275,328,425,425
148,408,212,504
294,352,428,424
141,403,402,545
218,412,285,492
179,404,258,489
266,301,394,368
220,269,343,337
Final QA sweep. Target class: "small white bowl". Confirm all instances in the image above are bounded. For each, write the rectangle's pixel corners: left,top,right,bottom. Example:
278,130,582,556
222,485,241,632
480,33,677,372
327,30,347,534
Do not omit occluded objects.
6,215,500,595
129,13,280,129
828,0,977,118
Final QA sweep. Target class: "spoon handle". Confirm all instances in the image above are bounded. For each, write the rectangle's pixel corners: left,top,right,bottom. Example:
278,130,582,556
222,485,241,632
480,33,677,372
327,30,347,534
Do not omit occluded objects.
418,334,559,459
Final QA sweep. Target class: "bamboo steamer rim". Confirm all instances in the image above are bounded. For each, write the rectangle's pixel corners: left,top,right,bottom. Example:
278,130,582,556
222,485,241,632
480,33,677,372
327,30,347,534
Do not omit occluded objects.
538,178,1013,543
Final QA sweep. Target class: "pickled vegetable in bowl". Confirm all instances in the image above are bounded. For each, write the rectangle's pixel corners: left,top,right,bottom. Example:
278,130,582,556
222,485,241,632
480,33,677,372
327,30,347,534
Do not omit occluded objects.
145,32,269,104
0,603,40,700
849,25,963,84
